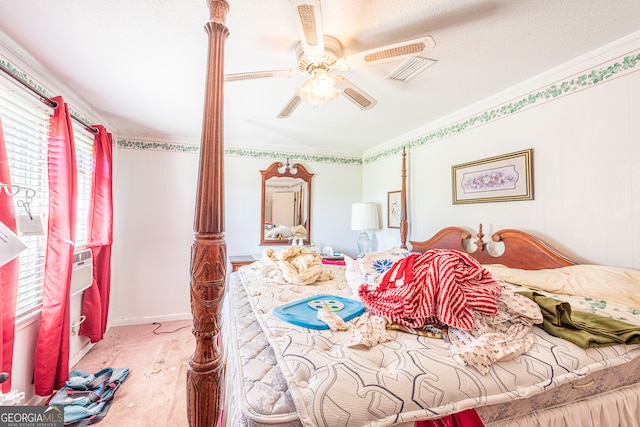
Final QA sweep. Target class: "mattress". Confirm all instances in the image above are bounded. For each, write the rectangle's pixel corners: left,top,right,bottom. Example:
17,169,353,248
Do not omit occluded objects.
221,270,302,427
222,264,640,427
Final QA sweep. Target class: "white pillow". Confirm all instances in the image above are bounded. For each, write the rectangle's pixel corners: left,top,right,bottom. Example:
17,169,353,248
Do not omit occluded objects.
344,255,364,300
358,247,410,283
358,248,409,278
344,248,411,299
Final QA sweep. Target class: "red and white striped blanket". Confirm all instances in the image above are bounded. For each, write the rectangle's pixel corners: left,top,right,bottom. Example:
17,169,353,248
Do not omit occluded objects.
358,249,501,330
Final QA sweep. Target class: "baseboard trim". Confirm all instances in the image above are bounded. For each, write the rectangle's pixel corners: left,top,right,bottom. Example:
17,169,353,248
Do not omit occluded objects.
69,341,95,369
108,312,192,328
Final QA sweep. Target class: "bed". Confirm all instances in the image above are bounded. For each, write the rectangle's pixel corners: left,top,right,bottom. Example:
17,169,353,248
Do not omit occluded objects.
218,226,640,427
185,2,640,426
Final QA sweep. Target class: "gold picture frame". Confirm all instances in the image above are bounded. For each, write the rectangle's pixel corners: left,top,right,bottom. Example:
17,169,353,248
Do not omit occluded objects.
387,190,401,228
452,149,533,204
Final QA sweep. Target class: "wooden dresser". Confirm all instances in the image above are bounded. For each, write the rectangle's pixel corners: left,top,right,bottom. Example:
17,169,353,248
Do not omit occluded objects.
229,255,255,272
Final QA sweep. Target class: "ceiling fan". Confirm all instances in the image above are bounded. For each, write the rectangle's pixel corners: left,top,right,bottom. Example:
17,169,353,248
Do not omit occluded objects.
224,0,437,118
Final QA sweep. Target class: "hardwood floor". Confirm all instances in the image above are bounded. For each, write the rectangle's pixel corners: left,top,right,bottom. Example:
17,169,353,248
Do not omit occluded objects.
71,319,193,427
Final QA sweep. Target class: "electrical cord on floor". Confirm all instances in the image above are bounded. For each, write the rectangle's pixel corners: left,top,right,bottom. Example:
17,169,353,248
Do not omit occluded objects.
151,322,192,334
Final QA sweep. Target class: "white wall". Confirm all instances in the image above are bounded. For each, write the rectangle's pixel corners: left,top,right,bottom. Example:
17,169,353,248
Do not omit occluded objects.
109,152,362,325
224,155,362,258
110,147,197,325
363,35,640,270
361,153,408,251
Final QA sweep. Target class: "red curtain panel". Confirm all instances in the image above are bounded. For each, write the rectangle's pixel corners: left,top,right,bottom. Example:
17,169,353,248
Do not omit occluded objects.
33,96,77,395
79,125,113,342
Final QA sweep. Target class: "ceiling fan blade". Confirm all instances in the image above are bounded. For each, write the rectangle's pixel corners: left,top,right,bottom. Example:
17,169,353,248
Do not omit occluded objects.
277,94,302,119
225,69,299,82
337,36,436,70
290,0,325,60
335,76,377,111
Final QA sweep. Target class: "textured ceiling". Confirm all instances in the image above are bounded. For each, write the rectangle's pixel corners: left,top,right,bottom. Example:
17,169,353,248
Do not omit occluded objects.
1,0,639,156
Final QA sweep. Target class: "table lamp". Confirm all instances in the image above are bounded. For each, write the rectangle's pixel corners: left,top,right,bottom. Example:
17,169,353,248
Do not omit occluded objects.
351,202,379,256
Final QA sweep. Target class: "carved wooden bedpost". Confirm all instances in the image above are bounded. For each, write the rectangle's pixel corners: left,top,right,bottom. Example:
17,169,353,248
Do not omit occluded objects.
475,223,486,252
400,147,408,249
187,1,229,426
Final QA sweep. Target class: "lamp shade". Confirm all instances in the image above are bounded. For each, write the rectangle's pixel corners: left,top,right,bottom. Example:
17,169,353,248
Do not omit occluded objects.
296,68,341,107
351,202,379,231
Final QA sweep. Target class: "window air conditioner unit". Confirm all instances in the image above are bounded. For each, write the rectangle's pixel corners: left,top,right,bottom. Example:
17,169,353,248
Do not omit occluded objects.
71,248,93,296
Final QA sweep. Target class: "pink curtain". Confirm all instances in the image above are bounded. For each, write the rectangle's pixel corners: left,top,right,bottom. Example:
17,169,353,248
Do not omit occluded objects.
0,118,19,393
34,96,77,395
79,125,113,342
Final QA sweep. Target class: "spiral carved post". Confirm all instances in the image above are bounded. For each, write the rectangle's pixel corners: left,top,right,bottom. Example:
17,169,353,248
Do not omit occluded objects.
400,147,408,249
187,1,229,426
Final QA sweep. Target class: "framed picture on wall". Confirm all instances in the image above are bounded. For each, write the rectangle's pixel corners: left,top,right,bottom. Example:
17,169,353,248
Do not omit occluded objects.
452,149,533,204
387,190,401,228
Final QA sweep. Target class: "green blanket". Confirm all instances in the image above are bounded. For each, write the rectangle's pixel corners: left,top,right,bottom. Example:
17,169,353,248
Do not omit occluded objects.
519,291,640,348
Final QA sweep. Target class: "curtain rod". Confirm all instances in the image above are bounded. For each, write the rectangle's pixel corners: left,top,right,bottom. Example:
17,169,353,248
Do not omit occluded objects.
0,64,99,134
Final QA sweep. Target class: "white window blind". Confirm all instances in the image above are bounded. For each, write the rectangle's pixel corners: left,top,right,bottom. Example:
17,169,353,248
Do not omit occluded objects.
1,81,96,318
0,84,51,318
74,126,94,248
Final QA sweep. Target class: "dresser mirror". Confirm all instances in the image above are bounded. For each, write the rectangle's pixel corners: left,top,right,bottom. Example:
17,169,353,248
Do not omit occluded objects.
261,161,313,245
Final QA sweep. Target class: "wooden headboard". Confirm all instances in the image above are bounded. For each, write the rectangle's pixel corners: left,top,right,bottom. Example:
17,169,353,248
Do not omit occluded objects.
409,224,578,270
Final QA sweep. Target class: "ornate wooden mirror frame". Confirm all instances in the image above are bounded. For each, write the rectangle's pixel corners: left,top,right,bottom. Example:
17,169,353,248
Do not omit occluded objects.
260,160,313,245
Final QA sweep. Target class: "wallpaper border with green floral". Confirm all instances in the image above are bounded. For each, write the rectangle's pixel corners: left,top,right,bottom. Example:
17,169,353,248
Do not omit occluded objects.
223,147,361,165
364,49,640,164
117,49,639,165
116,140,362,164
117,139,201,153
0,58,99,130
4,45,638,166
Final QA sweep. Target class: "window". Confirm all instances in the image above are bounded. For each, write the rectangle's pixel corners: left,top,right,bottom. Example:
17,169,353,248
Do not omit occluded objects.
74,126,95,248
1,81,95,319
0,84,51,318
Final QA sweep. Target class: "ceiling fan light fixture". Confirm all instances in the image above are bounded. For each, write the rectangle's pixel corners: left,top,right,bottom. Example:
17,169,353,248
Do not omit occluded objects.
296,68,341,107
311,68,335,96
